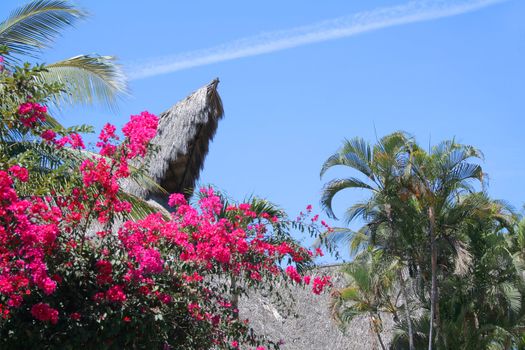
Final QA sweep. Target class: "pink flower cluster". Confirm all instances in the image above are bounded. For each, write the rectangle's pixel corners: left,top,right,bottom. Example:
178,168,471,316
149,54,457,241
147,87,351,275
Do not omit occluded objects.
56,133,85,149
0,168,61,318
0,110,160,321
8,165,29,182
40,129,56,142
118,191,328,296
312,276,331,295
121,111,158,158
285,266,302,283
285,266,331,294
106,285,127,303
95,260,113,285
0,105,331,348
31,303,59,324
18,102,47,128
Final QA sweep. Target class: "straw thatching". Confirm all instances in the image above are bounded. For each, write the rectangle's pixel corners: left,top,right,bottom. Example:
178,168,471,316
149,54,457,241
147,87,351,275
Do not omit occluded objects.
239,264,394,350
127,78,223,205
121,80,391,348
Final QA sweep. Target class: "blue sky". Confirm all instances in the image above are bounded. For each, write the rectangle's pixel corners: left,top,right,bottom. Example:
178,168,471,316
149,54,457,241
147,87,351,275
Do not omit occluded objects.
2,0,524,259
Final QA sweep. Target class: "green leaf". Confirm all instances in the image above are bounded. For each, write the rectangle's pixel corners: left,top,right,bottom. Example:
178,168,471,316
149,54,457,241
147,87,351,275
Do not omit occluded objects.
0,0,86,59
321,177,375,219
39,54,128,110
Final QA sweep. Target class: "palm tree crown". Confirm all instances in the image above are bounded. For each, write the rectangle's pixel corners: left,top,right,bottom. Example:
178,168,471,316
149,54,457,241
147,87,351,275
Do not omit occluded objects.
0,0,127,110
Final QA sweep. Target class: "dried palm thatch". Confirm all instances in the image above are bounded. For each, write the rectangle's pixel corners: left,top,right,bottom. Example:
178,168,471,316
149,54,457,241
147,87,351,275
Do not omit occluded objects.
239,264,394,350
126,78,223,204
121,80,391,348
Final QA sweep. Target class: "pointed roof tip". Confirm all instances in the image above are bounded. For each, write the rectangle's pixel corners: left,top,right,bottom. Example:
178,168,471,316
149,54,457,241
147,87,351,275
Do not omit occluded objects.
209,78,219,89
122,79,224,204
141,78,224,199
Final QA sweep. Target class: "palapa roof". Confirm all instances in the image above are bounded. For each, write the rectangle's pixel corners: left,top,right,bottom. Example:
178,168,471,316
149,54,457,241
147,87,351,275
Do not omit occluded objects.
239,265,394,350
124,80,391,348
127,78,224,204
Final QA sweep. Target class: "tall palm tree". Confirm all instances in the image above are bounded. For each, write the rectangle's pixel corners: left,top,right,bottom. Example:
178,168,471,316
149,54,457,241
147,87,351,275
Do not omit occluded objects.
320,133,487,349
392,194,524,350
0,0,127,110
320,132,419,350
408,140,484,349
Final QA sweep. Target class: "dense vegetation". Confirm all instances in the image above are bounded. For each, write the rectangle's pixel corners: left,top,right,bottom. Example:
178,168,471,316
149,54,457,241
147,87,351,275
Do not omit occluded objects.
322,133,525,349
0,1,329,349
1,1,523,349
0,52,332,349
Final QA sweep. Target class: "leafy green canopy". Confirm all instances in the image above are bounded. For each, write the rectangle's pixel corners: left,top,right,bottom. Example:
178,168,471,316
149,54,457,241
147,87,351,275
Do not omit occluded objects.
0,0,127,110
321,132,525,349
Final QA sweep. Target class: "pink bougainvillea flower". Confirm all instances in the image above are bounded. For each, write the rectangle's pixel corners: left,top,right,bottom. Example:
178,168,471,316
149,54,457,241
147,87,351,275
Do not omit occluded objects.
285,266,302,284
31,303,59,324
40,129,56,141
8,165,28,182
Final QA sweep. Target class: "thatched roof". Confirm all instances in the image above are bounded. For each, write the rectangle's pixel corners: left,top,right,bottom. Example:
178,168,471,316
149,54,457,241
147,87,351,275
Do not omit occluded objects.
122,80,391,348
239,265,394,350
128,79,224,203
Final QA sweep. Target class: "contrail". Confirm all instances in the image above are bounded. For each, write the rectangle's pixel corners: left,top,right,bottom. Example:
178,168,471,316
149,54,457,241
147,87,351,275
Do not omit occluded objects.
127,0,508,80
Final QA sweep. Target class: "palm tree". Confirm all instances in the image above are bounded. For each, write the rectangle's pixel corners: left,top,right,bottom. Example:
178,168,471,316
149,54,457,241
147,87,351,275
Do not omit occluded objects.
320,133,488,349
320,132,419,350
407,140,484,349
331,250,399,350
0,0,127,110
392,194,524,349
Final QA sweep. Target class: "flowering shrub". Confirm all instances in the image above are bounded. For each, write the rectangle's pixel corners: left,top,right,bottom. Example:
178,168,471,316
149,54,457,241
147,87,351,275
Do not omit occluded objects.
0,60,331,349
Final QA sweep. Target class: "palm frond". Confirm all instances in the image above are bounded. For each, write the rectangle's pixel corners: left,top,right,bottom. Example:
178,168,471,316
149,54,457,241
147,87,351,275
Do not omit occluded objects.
391,313,430,349
312,227,354,248
451,239,473,276
344,200,377,224
118,191,170,220
321,177,375,219
444,162,483,187
0,0,86,59
500,282,522,314
321,137,373,179
39,54,128,110
248,196,286,219
377,131,411,156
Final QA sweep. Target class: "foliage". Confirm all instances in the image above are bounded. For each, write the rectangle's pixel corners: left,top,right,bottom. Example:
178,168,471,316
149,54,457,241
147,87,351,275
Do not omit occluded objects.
330,250,398,350
321,132,525,349
0,59,331,349
0,0,127,109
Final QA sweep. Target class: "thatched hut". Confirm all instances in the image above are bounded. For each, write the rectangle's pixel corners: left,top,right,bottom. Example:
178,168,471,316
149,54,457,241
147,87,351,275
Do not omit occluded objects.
126,79,392,348
126,78,223,207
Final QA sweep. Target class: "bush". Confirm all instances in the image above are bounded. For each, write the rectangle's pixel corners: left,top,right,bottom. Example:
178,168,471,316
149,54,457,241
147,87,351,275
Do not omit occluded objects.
0,57,330,349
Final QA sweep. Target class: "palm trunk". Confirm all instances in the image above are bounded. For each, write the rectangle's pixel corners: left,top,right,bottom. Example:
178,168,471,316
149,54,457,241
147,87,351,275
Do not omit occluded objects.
370,313,387,350
428,206,438,350
376,329,387,350
398,269,415,350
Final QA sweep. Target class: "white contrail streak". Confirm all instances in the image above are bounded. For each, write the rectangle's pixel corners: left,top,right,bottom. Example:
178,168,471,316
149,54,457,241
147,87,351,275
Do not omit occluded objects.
127,0,508,80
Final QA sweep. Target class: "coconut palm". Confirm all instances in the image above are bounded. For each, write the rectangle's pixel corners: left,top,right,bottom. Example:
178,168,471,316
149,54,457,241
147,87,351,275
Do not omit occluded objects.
0,0,127,110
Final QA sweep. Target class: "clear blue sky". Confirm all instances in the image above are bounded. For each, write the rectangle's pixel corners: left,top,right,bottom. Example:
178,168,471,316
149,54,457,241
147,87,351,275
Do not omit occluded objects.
2,0,524,259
